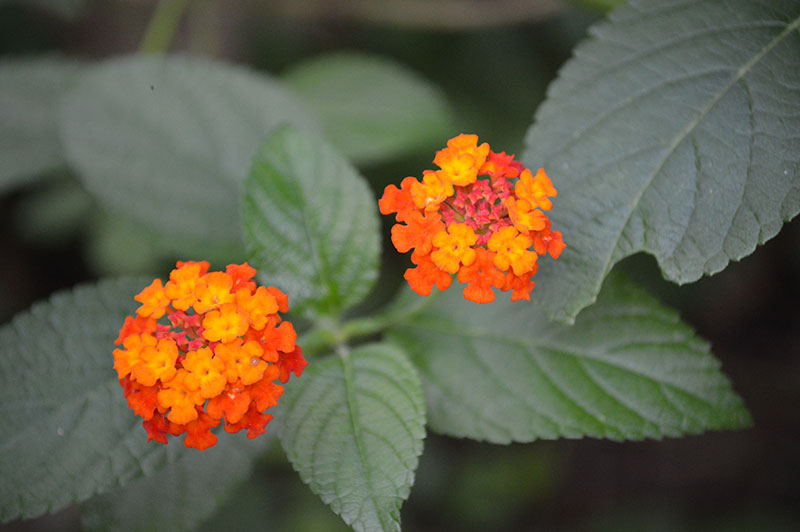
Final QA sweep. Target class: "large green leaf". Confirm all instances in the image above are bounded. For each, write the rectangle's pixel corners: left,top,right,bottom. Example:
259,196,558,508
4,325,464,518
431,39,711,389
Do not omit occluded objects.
385,274,751,443
523,0,800,322
59,54,318,248
0,57,81,191
242,126,380,317
283,52,453,165
81,434,271,532
277,343,425,532
0,278,184,522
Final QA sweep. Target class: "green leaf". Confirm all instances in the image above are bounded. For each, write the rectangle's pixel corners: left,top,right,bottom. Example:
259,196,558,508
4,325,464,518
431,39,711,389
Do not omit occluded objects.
0,278,183,523
84,213,165,276
59,54,319,250
13,177,93,246
283,52,453,165
242,126,380,317
277,343,426,532
385,274,751,443
523,0,800,322
81,434,271,532
0,56,81,191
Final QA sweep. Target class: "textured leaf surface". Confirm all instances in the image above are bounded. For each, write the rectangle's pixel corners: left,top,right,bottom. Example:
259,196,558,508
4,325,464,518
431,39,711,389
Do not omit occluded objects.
0,278,182,522
59,54,318,247
523,0,800,322
81,434,271,532
0,57,81,190
283,52,453,164
278,344,425,532
242,126,380,317
386,275,751,443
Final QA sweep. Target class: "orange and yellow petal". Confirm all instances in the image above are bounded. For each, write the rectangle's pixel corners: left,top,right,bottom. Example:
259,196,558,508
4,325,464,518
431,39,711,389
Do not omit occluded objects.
193,271,234,313
275,346,307,384
206,380,251,424
226,262,257,293
403,252,452,297
182,408,221,451
164,262,205,311
410,170,454,210
131,338,179,387
487,226,538,276
431,223,478,273
506,197,547,233
157,369,204,425
183,347,227,398
223,402,273,439
115,315,157,345
236,286,278,330
457,248,506,304
379,176,418,222
134,279,170,319
391,210,445,255
202,303,249,343
114,332,157,379
515,168,557,211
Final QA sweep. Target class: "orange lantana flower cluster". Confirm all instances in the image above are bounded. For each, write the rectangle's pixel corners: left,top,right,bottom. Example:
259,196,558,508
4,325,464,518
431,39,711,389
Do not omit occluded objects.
379,134,565,304
113,261,307,450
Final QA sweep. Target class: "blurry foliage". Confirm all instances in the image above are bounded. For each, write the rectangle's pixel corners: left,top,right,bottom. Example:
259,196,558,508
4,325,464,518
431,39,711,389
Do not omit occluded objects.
0,0,798,531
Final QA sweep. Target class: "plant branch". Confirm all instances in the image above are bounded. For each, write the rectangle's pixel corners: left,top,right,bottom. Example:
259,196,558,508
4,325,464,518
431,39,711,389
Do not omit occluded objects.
140,0,193,54
298,290,441,358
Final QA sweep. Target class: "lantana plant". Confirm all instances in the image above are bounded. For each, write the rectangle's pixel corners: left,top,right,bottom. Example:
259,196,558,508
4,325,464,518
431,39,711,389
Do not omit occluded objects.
2,0,797,531
114,261,305,450
380,133,565,303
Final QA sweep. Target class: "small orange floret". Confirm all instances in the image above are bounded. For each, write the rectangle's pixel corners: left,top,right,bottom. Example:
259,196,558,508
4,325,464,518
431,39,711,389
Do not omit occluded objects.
115,261,304,450
135,279,170,319
115,316,157,345
194,272,234,313
431,223,478,274
114,332,157,379
236,286,278,330
504,265,538,302
215,339,268,385
206,380,251,424
410,170,454,210
487,226,538,276
516,168,557,211
202,303,249,343
183,347,227,398
131,338,179,387
276,346,307,384
182,409,221,451
457,248,506,304
404,252,453,297
256,321,297,362
222,402,274,439
121,378,159,420
267,286,289,313
506,197,547,233
226,262,257,292
391,210,445,255
379,176,418,222
379,133,564,303
157,369,204,424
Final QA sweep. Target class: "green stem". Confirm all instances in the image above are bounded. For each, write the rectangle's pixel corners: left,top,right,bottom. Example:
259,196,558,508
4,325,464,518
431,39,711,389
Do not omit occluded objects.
139,0,193,54
298,291,441,358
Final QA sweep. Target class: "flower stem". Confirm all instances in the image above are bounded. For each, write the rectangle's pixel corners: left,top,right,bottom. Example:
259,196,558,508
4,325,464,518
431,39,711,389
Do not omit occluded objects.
298,291,441,358
139,0,193,54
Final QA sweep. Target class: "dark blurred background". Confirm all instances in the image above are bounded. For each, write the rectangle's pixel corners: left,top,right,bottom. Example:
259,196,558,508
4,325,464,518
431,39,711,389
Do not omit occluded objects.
1,1,798,531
